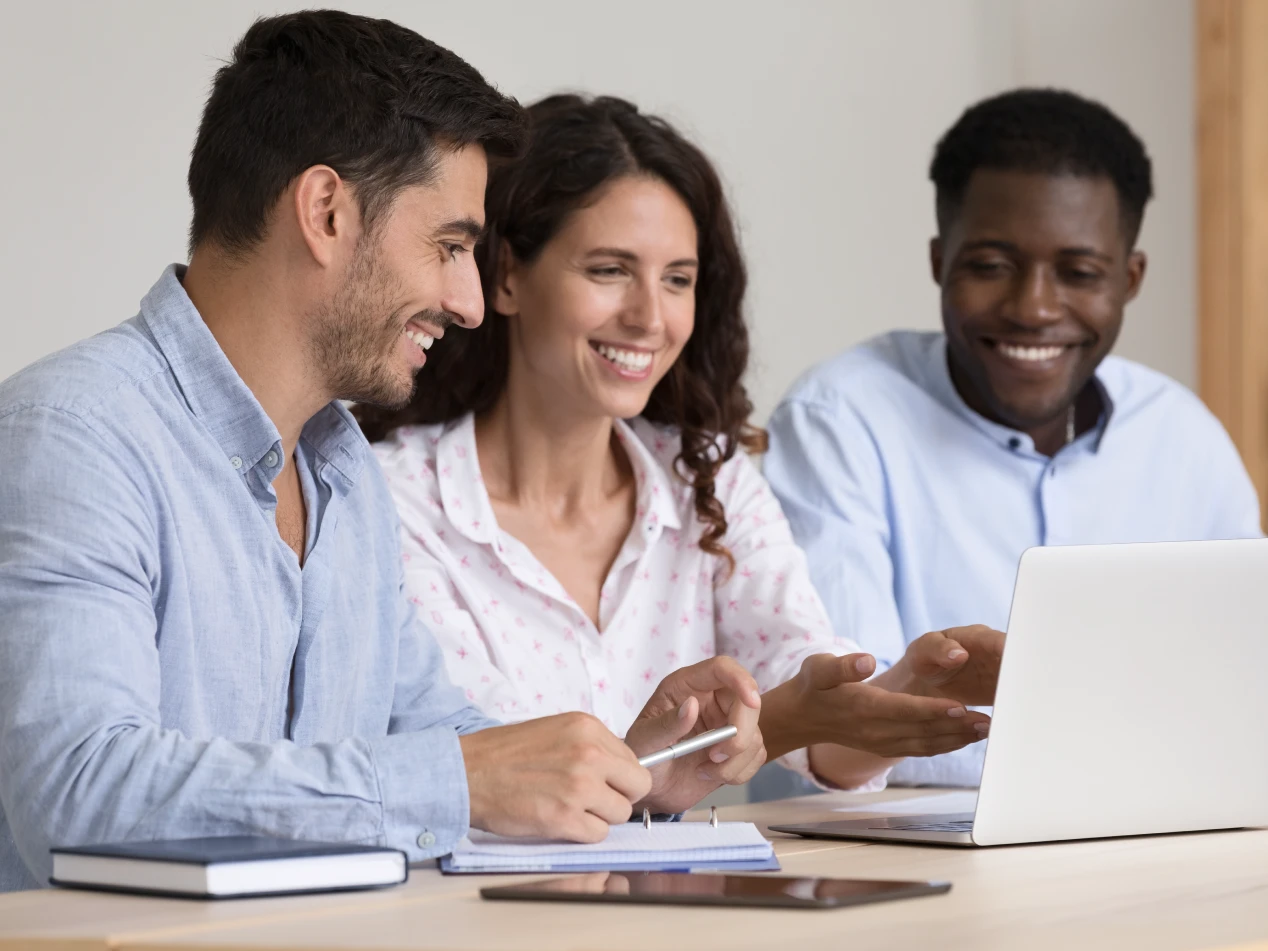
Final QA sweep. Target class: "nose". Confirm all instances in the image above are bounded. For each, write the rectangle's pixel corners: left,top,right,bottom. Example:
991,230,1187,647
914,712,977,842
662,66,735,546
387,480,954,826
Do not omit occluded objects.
440,253,485,330
1011,264,1062,327
620,275,666,337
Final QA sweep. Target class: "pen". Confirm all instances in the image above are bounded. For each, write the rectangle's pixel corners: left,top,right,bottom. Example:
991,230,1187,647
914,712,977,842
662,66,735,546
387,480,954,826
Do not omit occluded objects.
636,725,738,768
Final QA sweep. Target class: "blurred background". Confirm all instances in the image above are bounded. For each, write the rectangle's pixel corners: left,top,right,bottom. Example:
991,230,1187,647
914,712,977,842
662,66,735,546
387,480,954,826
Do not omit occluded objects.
0,0,1195,424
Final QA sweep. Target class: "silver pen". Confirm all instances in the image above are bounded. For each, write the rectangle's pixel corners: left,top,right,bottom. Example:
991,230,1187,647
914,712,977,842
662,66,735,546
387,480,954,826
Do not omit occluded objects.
636,725,738,768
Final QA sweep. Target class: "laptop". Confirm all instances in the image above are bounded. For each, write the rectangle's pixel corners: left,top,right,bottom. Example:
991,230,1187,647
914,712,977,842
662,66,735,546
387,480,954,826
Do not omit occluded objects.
770,539,1268,847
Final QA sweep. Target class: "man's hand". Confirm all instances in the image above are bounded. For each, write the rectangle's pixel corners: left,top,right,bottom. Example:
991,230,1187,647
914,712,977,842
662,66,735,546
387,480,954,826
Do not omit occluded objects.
890,625,1005,706
624,657,765,815
460,713,652,843
763,652,990,760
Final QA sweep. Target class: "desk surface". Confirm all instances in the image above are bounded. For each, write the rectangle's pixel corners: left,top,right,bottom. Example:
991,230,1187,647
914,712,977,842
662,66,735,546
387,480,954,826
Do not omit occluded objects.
1,788,1265,951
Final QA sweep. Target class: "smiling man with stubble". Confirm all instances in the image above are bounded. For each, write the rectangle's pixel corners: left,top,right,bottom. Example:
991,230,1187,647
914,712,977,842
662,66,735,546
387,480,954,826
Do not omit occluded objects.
757,88,1261,794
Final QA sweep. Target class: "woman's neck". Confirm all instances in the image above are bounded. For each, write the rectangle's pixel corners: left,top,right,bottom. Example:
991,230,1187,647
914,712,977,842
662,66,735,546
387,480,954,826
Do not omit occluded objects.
474,369,628,518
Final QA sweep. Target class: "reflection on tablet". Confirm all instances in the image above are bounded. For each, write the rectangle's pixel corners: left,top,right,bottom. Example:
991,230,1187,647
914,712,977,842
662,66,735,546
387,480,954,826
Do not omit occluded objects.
507,872,944,901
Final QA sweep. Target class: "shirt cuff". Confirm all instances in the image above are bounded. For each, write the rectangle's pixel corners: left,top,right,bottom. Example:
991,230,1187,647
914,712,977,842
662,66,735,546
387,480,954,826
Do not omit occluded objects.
369,726,470,860
777,747,892,794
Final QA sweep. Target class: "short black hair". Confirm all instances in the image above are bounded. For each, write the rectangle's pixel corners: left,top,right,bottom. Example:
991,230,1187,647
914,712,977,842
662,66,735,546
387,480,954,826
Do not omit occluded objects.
188,10,524,256
930,88,1153,244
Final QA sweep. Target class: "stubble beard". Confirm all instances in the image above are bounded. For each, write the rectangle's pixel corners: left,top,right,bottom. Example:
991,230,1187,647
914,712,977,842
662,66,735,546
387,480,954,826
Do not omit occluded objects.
308,236,418,410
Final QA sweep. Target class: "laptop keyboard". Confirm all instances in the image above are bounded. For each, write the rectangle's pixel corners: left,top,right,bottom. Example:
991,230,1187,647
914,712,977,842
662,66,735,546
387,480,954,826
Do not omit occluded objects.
888,819,974,833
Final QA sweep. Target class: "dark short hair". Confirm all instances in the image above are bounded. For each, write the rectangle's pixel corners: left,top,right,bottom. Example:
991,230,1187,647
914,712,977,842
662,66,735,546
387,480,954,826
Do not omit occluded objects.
356,94,764,568
187,10,524,256
930,88,1154,244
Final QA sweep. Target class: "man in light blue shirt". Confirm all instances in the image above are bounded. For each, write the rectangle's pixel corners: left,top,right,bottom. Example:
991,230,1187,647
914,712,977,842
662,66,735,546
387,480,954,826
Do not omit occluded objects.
0,12,761,891
762,89,1260,791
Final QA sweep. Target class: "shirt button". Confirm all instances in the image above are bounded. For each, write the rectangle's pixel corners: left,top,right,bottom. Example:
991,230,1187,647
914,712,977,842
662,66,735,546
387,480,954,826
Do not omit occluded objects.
265,450,279,468
1008,438,1021,451
230,456,243,469
417,830,437,848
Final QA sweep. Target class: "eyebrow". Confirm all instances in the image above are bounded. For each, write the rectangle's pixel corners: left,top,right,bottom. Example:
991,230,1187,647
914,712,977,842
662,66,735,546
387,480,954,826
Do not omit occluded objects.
585,247,699,268
433,217,485,242
960,238,1114,263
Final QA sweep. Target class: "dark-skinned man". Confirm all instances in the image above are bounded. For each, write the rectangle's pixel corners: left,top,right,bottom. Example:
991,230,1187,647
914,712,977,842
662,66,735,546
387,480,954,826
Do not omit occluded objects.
759,88,1260,793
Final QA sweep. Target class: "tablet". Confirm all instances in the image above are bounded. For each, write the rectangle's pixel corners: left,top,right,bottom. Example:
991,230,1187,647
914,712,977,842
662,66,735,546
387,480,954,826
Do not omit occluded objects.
480,872,950,909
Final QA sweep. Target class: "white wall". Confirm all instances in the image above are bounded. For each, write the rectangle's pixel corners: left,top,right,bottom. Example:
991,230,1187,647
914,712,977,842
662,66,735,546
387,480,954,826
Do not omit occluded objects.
1010,0,1196,404
0,0,1194,421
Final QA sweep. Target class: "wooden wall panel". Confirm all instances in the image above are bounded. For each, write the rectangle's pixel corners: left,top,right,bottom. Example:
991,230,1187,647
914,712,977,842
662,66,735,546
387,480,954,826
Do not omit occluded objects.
1198,0,1268,522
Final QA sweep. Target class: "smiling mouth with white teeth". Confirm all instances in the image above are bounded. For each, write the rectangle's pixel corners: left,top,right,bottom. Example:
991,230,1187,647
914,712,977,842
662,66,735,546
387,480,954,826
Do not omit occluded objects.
591,342,653,373
991,341,1074,363
404,328,435,353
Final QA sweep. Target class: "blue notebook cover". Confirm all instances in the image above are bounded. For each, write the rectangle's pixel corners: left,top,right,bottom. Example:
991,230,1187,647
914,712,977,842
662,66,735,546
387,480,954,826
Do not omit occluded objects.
53,836,401,865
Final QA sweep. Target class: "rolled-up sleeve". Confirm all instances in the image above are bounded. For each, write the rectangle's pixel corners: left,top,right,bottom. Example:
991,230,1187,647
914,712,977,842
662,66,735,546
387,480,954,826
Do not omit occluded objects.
0,406,488,885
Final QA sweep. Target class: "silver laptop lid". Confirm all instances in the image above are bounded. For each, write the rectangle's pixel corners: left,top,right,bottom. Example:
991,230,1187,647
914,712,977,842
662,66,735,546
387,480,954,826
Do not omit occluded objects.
972,539,1268,846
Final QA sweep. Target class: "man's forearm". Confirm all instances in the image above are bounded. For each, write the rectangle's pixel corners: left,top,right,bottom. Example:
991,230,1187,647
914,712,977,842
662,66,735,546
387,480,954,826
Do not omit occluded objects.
1,712,470,885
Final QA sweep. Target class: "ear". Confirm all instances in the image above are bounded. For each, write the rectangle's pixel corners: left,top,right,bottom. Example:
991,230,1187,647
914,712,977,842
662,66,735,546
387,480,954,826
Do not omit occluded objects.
1124,249,1147,303
929,236,945,287
292,165,356,268
492,238,522,317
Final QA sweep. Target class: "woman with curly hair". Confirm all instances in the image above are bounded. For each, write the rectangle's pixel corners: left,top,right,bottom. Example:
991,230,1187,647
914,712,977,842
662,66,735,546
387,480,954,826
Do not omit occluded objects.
358,95,990,802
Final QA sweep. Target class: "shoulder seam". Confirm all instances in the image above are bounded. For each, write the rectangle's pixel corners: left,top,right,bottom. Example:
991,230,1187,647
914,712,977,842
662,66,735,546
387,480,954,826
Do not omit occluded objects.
0,363,172,425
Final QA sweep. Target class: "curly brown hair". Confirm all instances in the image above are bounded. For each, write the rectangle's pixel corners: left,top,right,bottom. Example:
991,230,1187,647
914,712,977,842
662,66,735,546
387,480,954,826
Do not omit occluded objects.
356,94,765,567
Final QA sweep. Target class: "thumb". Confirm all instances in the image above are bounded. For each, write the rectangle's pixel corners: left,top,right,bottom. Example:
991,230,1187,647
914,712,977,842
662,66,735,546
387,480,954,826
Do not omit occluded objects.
631,696,699,756
806,652,876,691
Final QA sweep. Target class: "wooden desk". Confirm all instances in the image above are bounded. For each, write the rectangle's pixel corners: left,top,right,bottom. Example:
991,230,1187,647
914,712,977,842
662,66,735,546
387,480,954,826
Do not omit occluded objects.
0,802,851,951
2,788,1266,951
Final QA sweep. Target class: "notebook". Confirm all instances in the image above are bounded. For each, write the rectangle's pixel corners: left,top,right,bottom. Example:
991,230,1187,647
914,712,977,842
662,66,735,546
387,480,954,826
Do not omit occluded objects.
50,836,409,899
440,822,779,874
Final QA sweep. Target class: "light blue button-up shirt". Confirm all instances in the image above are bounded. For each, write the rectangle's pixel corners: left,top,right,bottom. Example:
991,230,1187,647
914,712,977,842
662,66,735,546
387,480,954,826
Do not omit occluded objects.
0,266,497,891
764,330,1261,788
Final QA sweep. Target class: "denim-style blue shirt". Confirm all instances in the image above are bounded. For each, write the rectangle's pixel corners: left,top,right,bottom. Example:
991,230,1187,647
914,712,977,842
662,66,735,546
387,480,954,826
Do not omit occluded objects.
764,331,1261,788
0,266,497,891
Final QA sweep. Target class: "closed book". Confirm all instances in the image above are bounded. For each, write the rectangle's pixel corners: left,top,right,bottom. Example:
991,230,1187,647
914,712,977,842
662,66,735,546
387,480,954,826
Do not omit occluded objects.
50,836,408,899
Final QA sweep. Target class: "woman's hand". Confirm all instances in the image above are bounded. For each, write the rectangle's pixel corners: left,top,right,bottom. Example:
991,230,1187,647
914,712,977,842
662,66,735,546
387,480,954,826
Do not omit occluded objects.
624,657,765,815
762,652,991,761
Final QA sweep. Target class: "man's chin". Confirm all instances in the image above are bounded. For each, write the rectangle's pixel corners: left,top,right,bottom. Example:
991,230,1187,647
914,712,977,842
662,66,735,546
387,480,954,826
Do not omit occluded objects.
976,369,1085,429
988,398,1073,434
341,374,417,411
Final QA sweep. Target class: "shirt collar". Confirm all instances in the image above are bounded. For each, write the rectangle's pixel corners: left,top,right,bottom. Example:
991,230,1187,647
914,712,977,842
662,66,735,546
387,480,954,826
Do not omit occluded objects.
924,333,1116,456
613,418,684,534
302,402,367,485
140,264,365,482
436,414,683,547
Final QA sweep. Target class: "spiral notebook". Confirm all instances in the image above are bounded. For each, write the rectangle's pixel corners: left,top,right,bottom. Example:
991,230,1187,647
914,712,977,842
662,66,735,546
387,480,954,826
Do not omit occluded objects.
439,821,778,874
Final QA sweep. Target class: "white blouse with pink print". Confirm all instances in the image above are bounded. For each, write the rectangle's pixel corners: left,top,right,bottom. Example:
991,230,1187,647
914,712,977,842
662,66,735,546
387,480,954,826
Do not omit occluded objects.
373,412,867,784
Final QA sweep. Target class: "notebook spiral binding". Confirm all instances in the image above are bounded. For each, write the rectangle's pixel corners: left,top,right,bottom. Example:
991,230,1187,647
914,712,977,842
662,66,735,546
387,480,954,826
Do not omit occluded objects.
642,806,719,830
